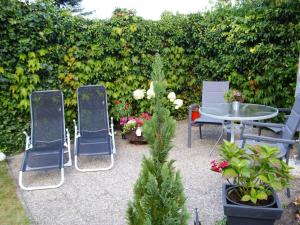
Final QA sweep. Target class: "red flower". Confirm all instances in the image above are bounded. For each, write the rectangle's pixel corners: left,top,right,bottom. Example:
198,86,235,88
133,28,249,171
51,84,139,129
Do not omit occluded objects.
140,112,151,120
219,160,229,169
211,165,222,173
135,118,144,126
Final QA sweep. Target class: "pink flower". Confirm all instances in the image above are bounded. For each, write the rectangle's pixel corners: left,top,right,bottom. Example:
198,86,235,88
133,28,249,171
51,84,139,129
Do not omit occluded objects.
210,160,217,165
120,117,127,126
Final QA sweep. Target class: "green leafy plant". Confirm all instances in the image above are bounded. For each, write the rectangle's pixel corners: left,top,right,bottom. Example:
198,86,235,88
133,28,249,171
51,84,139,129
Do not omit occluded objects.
127,55,189,224
110,99,132,122
211,141,292,205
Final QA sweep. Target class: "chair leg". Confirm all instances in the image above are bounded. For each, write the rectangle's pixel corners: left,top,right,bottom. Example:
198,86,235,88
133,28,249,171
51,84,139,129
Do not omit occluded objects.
199,125,202,139
110,117,117,154
188,122,192,148
287,188,291,198
75,154,114,172
226,131,231,141
285,155,291,197
258,127,262,136
19,168,64,191
209,126,224,156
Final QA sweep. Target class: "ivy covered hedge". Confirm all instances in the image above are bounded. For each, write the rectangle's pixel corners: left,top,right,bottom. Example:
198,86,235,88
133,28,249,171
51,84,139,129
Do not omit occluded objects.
1,0,299,154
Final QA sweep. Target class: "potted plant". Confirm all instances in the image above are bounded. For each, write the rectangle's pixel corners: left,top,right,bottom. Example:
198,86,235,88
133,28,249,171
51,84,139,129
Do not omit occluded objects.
224,89,244,111
122,113,152,144
211,141,292,225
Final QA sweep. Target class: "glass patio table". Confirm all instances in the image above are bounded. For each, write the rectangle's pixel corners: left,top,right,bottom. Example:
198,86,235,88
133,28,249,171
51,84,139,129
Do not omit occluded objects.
199,103,278,142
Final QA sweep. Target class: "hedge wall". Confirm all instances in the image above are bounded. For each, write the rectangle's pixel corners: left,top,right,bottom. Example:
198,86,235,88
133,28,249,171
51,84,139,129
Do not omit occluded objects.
0,0,299,154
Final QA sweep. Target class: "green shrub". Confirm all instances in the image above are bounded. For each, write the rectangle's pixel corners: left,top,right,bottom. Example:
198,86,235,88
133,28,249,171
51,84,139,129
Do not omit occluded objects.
0,0,299,154
127,55,189,225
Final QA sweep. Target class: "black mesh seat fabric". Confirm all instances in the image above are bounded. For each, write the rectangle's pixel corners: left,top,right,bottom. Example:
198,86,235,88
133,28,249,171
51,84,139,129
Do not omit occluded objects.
21,146,63,171
77,136,112,156
76,86,112,156
20,91,65,172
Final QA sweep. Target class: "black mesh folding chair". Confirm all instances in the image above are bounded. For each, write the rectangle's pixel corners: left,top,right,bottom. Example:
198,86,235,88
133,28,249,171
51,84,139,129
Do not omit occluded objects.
19,91,71,190
74,85,115,172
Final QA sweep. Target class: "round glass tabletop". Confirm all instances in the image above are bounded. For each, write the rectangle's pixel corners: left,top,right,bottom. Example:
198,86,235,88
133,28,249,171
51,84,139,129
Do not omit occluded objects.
200,103,278,121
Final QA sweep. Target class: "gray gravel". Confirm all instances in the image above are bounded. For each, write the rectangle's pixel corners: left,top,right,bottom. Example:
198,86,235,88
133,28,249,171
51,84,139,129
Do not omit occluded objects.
7,120,300,225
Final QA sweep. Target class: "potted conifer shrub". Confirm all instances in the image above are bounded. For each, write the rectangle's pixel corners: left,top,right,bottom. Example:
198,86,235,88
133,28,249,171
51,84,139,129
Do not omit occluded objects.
127,55,189,224
211,141,292,225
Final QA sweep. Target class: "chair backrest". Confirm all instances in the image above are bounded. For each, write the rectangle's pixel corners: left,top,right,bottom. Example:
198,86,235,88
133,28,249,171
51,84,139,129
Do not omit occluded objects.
282,96,300,145
201,81,229,107
30,91,65,149
77,85,109,139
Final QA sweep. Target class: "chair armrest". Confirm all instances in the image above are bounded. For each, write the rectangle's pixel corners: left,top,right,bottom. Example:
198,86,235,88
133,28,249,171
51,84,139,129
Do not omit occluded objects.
242,121,285,128
242,134,296,145
64,128,70,147
66,128,70,136
23,131,31,150
110,117,114,131
73,120,79,137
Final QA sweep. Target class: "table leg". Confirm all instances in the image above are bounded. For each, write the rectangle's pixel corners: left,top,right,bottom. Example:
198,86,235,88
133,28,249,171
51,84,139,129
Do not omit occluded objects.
230,121,235,143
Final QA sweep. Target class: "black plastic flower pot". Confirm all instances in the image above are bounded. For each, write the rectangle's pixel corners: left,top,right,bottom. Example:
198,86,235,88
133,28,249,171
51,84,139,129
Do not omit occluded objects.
222,184,283,225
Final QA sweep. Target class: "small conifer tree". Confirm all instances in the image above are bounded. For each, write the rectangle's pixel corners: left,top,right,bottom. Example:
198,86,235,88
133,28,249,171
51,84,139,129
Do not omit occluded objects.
127,55,190,225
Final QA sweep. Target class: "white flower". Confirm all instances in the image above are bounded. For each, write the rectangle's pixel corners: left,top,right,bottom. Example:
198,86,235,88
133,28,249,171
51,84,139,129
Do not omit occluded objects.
135,127,142,136
167,92,176,102
0,152,6,161
133,89,145,100
174,99,183,109
146,88,155,99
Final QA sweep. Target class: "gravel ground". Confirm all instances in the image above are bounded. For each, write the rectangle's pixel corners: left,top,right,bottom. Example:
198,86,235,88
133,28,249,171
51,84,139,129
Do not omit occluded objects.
7,120,300,225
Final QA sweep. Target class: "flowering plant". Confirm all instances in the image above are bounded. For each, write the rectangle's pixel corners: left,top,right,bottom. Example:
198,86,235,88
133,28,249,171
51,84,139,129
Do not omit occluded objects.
132,82,184,113
211,141,292,205
122,112,152,135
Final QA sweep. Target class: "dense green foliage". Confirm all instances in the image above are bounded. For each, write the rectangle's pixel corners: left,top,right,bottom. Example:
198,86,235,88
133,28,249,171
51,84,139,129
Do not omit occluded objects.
127,55,189,225
0,0,299,154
